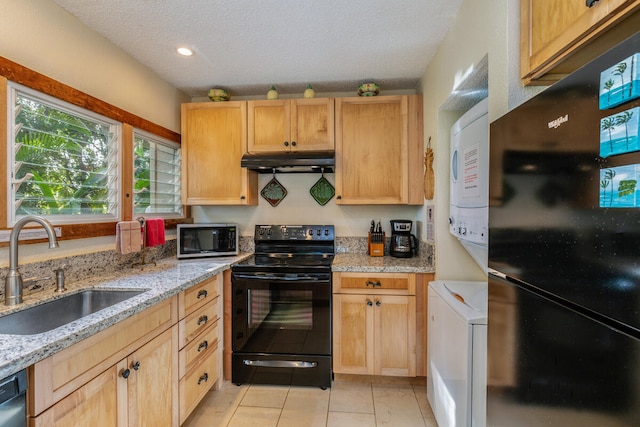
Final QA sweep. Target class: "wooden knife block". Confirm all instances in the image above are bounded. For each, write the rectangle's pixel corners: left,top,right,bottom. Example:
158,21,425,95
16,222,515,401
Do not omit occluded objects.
368,232,385,257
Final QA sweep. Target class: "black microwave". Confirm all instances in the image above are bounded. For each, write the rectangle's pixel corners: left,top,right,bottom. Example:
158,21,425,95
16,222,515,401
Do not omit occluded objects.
177,223,239,259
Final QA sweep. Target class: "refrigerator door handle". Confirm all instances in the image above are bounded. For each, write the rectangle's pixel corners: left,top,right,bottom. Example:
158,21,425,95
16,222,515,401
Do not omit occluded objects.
488,268,507,279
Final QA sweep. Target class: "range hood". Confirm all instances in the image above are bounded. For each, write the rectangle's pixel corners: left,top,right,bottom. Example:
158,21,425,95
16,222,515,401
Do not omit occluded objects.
241,150,334,173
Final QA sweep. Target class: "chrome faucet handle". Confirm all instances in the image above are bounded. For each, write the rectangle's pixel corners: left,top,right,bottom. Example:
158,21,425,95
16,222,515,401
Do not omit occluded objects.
54,265,67,292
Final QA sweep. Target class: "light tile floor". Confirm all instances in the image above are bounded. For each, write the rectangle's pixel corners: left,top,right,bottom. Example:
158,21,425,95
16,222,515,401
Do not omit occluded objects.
183,381,438,427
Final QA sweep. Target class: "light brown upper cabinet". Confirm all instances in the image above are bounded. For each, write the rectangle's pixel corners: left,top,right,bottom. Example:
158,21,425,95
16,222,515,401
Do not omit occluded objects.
334,95,423,205
521,0,640,85
181,102,258,205
247,98,335,152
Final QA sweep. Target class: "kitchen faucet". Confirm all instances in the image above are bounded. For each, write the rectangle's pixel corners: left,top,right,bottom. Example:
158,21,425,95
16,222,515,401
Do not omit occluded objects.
4,215,59,306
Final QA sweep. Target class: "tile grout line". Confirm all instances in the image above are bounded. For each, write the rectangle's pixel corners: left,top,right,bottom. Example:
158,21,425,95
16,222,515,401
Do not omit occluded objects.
221,384,249,427
275,386,291,427
371,383,378,427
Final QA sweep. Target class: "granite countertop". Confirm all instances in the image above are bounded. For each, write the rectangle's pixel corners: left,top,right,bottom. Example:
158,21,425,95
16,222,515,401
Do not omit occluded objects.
0,254,250,378
0,250,433,378
332,253,435,273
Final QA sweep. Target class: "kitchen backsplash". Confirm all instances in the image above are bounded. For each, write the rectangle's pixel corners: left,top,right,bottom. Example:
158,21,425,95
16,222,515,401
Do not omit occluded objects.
0,240,177,300
0,236,434,300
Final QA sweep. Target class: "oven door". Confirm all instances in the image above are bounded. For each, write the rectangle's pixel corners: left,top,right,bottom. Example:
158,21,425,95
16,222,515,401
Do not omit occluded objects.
231,271,331,356
231,271,332,388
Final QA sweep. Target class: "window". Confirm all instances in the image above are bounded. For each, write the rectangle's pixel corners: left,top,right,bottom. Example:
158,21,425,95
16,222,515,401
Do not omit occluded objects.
8,83,120,224
133,130,182,217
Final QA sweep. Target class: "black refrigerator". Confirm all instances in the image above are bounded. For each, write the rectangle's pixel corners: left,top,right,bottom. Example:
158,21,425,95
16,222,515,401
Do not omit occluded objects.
488,31,640,426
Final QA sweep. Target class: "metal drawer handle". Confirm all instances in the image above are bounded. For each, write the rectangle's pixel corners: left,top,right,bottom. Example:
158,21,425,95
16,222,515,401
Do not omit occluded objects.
198,315,208,325
198,340,209,352
366,280,381,287
197,289,208,299
198,373,209,385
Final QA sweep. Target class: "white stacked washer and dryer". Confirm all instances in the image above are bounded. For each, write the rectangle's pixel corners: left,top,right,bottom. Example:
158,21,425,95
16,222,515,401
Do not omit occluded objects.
428,98,489,427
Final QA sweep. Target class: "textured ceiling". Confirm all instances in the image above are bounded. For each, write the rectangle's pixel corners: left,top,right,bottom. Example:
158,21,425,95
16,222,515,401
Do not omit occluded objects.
51,0,465,98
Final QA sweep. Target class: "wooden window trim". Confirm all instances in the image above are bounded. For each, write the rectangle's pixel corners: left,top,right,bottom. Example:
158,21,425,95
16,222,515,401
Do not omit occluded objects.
0,57,189,246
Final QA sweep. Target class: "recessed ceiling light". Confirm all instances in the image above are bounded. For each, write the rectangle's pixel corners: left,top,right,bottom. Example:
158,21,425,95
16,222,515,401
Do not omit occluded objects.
177,47,193,56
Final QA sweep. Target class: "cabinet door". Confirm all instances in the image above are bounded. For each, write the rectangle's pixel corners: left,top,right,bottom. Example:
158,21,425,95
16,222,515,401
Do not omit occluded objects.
247,100,291,152
521,0,640,83
291,98,335,151
181,102,258,205
375,295,416,377
31,366,124,427
333,293,374,375
335,95,423,205
127,327,178,427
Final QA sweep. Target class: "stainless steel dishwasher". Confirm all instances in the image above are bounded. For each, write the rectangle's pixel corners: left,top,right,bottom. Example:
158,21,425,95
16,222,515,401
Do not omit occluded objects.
0,369,27,427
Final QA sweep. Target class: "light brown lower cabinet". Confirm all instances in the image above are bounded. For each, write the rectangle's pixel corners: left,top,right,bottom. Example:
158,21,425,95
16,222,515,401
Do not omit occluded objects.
177,274,222,424
333,292,416,376
28,273,225,427
332,272,432,378
29,298,179,427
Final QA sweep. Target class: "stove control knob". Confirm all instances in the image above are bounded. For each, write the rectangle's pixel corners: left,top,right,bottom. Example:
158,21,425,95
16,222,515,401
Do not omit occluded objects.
308,229,313,237
324,229,330,236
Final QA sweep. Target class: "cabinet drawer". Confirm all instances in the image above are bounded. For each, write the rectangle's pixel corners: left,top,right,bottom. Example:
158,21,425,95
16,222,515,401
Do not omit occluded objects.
333,272,415,295
179,274,219,317
179,320,219,378
179,343,219,424
179,297,219,348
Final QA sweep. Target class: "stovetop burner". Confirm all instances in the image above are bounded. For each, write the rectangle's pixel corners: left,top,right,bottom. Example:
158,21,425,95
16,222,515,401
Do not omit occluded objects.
240,253,334,267
232,225,335,273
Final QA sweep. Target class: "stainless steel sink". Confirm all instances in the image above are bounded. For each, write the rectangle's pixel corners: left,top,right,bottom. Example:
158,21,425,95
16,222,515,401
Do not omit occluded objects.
0,289,146,335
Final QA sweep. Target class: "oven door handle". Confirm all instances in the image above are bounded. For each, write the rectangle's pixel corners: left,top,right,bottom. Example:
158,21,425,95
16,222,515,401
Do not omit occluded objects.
233,273,327,281
242,359,318,369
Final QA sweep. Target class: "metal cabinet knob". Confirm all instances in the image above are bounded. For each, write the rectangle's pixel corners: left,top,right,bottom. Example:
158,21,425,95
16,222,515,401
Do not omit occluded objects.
121,368,131,379
198,373,209,385
367,301,373,307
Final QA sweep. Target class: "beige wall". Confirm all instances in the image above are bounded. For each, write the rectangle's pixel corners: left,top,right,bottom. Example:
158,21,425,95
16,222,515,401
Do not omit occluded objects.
0,0,188,132
420,0,542,281
0,0,188,264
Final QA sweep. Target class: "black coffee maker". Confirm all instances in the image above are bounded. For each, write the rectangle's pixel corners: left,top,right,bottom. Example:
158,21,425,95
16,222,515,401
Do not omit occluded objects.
389,220,418,258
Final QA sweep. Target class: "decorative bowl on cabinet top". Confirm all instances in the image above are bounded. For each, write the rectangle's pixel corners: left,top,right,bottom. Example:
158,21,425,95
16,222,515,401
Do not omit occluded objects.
357,82,379,96
208,88,230,102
